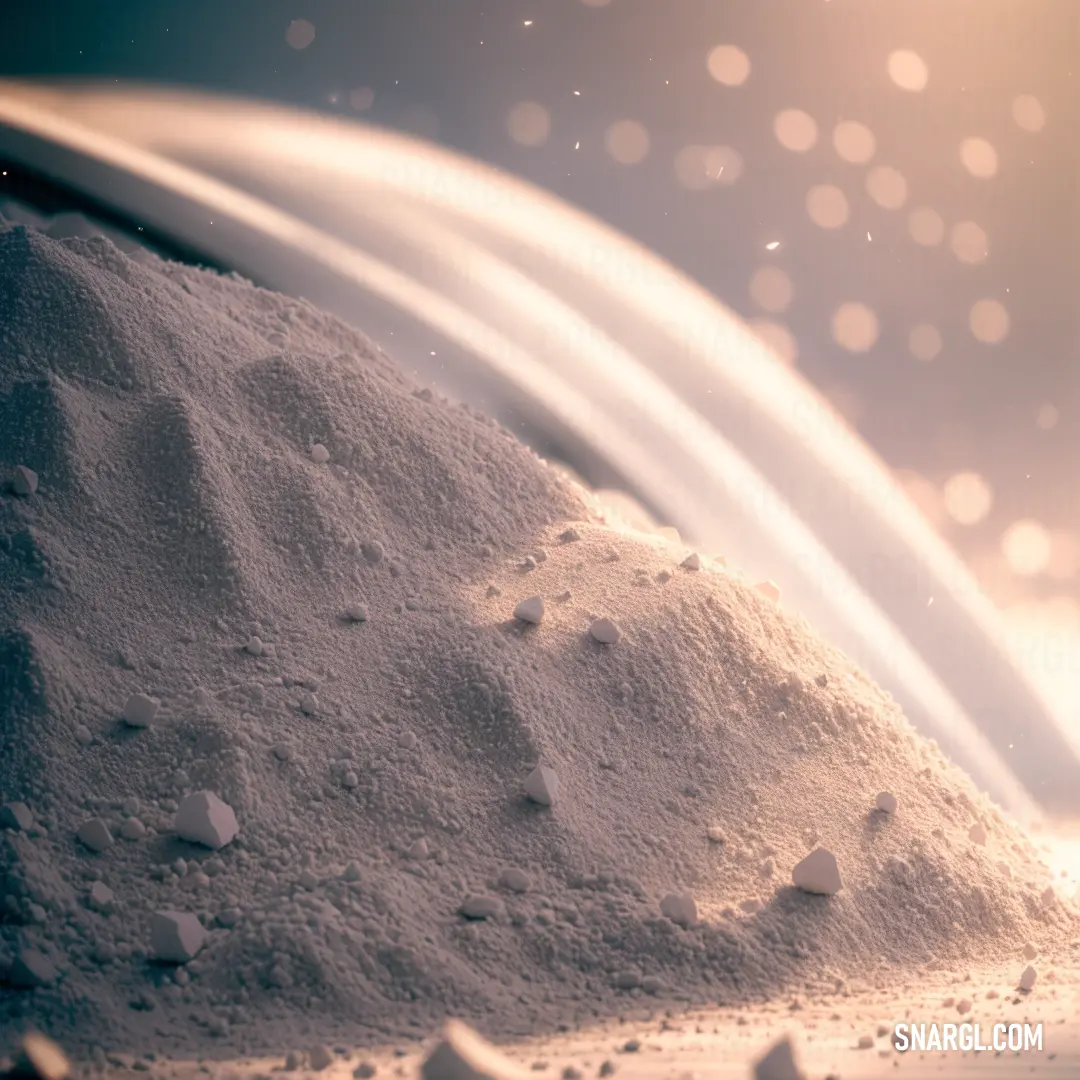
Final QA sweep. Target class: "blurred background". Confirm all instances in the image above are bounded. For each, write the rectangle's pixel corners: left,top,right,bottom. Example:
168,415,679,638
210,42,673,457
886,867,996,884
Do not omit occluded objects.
3,0,1078,713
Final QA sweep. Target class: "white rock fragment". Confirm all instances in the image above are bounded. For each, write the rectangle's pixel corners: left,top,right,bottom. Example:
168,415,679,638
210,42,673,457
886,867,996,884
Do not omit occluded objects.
659,892,698,928
459,895,503,920
300,691,319,716
523,765,559,807
969,822,988,846
513,595,545,625
245,636,264,656
345,603,368,623
17,1031,70,1080
311,443,330,464
174,791,238,849
791,848,843,896
421,1019,530,1080
752,1035,804,1080
1022,942,1038,961
1019,965,1037,991
77,818,113,853
875,791,898,815
407,838,430,860
120,817,147,841
151,910,207,963
0,801,33,831
121,692,160,729
309,1047,334,1071
11,465,39,496
10,948,57,987
705,826,726,844
89,881,114,909
681,552,702,571
398,730,418,750
499,867,531,893
589,617,621,645
755,580,782,603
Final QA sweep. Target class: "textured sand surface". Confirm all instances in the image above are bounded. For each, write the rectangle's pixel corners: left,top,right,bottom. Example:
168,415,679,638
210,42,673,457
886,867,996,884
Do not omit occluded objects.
0,226,1075,1065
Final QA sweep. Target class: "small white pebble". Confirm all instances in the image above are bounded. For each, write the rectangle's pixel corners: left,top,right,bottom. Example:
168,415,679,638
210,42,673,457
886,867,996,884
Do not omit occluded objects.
174,791,238,849
681,552,702,571
273,743,292,761
300,691,319,716
11,465,38,496
969,822,988,845
523,764,559,807
1022,942,1037,961
151,910,206,963
121,692,160,729
1019,965,1037,991
311,443,330,464
345,603,368,623
589,617,621,645
792,847,843,895
706,826,726,844
89,881,114,909
407,838,430,860
755,580,781,603
459,895,503,920
397,731,418,750
245,636,264,656
499,867,531,893
77,818,113,853
513,595,545,625
875,791,898,815
120,817,147,841
659,892,698,928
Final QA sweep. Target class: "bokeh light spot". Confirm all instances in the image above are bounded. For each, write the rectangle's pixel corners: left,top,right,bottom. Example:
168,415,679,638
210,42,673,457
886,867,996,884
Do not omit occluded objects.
960,137,999,178
1047,531,1080,580
773,109,818,152
833,120,876,164
749,267,793,313
749,319,798,365
943,471,993,526
865,165,908,209
1036,403,1059,430
674,145,743,189
909,323,942,361
950,221,989,264
832,302,879,352
349,87,375,111
285,19,316,50
1002,520,1052,576
969,298,1010,344
507,102,551,146
908,206,945,246
605,119,650,164
1012,94,1047,132
707,44,751,87
805,184,849,228
887,49,929,91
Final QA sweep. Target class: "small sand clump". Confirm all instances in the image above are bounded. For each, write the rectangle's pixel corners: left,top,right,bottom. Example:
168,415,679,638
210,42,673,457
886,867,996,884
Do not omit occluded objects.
0,227,1074,1059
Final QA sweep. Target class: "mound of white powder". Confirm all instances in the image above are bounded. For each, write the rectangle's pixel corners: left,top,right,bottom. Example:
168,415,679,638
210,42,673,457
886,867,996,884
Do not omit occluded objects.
0,225,1074,1060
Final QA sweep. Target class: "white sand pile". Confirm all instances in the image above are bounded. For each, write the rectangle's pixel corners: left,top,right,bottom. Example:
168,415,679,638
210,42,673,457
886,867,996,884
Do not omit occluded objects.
0,225,1074,1061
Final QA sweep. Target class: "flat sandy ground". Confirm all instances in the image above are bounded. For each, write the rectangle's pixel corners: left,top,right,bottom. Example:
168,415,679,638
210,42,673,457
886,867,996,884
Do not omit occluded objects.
73,957,1077,1080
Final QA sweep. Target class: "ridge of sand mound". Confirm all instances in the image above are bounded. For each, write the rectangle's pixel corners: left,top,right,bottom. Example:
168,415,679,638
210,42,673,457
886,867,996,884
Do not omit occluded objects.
0,226,1073,1059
